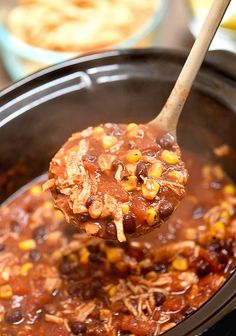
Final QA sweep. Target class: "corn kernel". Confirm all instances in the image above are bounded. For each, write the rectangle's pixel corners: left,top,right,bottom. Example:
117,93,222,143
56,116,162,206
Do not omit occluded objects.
146,208,158,226
101,135,117,149
223,184,235,196
115,261,129,273
168,170,184,183
185,228,197,240
142,178,160,200
80,247,90,264
210,221,225,239
55,210,64,220
127,123,138,131
0,285,13,299
161,150,179,164
220,210,230,222
121,203,130,214
221,201,232,211
128,129,141,138
108,285,117,297
44,201,53,210
122,176,137,192
21,263,33,276
19,239,36,251
126,149,142,163
51,249,62,261
213,166,224,180
148,162,163,178
106,248,124,263
93,126,104,136
30,185,41,196
68,253,78,263
172,257,188,271
202,165,211,179
88,200,103,219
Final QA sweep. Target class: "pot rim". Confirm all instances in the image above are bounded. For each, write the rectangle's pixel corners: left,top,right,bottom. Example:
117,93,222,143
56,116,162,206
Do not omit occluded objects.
1,48,236,97
0,48,235,335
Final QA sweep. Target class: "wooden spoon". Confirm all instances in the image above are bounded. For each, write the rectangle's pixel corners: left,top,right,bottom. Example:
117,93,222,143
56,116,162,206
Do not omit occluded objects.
45,0,231,242
149,0,231,137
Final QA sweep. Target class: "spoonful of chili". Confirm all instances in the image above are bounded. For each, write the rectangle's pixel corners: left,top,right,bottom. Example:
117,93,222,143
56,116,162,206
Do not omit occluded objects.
43,0,230,242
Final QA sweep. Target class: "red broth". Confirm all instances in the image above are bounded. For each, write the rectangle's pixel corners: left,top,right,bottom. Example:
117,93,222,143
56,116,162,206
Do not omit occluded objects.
0,150,235,336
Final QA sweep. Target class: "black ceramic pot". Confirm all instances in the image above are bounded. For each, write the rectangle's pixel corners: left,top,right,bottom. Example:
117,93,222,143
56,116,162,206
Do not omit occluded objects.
0,49,235,335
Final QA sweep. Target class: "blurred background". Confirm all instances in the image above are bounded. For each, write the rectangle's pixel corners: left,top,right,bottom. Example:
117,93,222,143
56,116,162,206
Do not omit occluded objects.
0,0,235,90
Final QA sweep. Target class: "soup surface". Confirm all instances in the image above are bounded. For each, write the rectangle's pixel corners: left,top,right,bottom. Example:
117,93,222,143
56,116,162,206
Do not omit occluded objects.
0,150,235,336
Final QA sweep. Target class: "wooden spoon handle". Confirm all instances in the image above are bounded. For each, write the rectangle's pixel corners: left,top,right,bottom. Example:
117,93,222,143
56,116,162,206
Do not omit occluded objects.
149,0,231,136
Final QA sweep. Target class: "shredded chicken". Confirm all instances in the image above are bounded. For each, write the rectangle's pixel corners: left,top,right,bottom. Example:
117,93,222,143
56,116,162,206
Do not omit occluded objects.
45,314,64,324
74,302,96,322
42,178,55,192
104,194,126,242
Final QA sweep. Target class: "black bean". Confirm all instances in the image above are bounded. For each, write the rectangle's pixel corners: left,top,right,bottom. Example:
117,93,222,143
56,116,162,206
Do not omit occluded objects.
159,133,175,149
0,243,5,252
159,201,174,219
64,224,79,237
207,239,221,252
123,214,136,234
224,237,235,255
140,266,152,276
135,161,148,181
27,203,37,213
218,249,229,264
127,246,145,261
154,292,166,306
144,151,156,157
196,260,212,277
119,332,131,336
105,240,118,247
106,222,117,237
78,214,90,223
70,321,87,335
92,278,102,290
5,308,24,324
28,249,41,262
87,245,106,263
68,283,84,297
83,286,96,300
10,220,21,234
182,305,195,317
87,244,100,254
86,197,93,208
59,261,75,275
89,251,106,263
32,225,47,243
154,263,168,274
